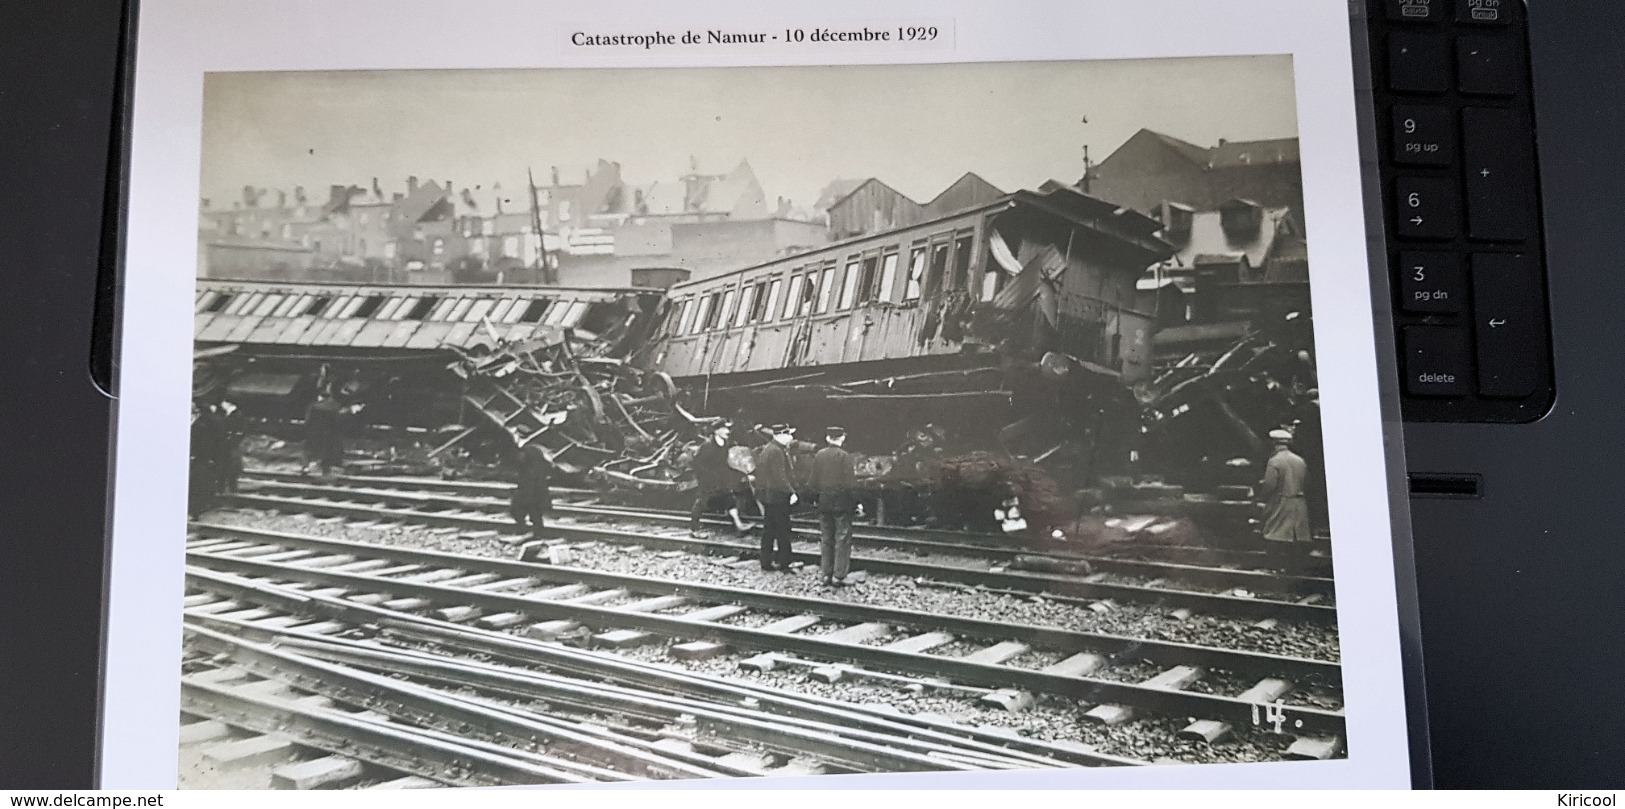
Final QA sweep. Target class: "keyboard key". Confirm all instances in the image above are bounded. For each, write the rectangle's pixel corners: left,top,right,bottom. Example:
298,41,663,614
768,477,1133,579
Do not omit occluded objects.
1395,177,1460,239
1458,0,1511,25
1388,0,1449,22
1399,251,1466,314
1462,107,1537,241
1404,326,1472,397
1392,105,1456,166
1471,253,1547,398
1389,32,1450,93
1458,35,1520,96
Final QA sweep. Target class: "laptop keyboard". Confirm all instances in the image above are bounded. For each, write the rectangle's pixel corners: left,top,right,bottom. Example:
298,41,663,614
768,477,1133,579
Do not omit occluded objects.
1368,0,1554,423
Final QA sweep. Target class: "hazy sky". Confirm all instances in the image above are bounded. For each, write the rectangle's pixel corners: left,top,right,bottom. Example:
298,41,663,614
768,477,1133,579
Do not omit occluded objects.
201,55,1297,211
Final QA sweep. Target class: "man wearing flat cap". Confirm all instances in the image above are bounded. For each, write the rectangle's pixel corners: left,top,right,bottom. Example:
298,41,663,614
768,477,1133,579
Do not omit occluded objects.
810,425,859,586
751,424,801,571
1259,428,1312,542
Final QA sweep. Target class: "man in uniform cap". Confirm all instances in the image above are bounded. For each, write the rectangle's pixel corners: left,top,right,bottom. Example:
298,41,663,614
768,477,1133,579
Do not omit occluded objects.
751,424,801,571
1259,428,1312,542
689,422,750,536
810,425,859,586
510,433,554,539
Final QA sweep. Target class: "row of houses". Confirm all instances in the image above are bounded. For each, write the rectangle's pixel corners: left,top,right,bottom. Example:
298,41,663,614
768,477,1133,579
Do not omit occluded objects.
200,129,1309,367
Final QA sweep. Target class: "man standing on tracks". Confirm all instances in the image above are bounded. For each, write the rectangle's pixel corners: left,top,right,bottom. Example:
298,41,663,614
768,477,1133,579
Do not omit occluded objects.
302,392,343,477
811,425,859,587
690,423,751,537
511,435,554,538
751,424,801,572
1259,428,1312,542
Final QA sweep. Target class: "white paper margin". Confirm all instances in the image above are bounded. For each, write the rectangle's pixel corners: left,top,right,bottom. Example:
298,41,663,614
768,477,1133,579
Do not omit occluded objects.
105,0,1411,789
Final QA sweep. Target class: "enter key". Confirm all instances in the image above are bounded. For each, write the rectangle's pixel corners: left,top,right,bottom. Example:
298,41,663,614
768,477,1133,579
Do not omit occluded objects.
1472,252,1549,398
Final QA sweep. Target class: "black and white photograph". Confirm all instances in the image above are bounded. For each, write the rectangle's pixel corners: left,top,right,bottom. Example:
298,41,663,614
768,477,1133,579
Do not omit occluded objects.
178,56,1344,789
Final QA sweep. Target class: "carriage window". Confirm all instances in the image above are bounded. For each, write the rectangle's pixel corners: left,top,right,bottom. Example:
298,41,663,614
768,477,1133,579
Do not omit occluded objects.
748,280,772,323
951,233,976,291
694,294,716,333
925,241,951,297
462,298,496,323
374,297,407,320
196,292,225,313
838,260,862,310
402,296,439,320
351,296,386,319
734,284,756,328
224,292,262,315
816,266,836,313
544,300,572,326
446,298,476,322
762,279,782,323
878,253,900,303
429,297,459,321
283,294,315,317
304,296,334,317
271,294,302,317
783,274,804,319
250,294,284,317
717,289,737,329
488,299,516,323
904,246,927,301
856,255,881,305
514,298,548,323
560,300,591,328
501,298,532,324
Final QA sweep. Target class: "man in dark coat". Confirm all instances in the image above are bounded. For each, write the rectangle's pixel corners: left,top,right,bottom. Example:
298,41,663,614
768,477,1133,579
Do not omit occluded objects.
213,400,245,495
689,423,749,536
810,426,858,586
1259,429,1312,542
751,424,801,572
511,437,554,537
188,402,225,518
303,393,343,477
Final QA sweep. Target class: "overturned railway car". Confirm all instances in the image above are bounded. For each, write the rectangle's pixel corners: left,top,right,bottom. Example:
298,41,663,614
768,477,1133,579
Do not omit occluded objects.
648,183,1174,483
193,280,668,431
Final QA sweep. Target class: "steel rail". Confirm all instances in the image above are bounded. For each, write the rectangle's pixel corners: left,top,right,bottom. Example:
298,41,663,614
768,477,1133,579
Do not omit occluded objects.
217,492,1336,623
183,547,1347,736
190,520,1341,681
182,622,728,780
241,474,1334,588
179,678,592,787
183,566,1145,768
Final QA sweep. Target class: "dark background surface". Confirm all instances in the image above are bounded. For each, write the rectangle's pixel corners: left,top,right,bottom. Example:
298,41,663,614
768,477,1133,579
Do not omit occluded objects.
0,0,127,790
1,0,1622,790
1402,0,1625,788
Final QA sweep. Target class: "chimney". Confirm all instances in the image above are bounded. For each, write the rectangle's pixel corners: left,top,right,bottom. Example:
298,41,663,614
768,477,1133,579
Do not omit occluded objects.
1219,198,1263,241
371,177,382,200
327,184,349,211
407,176,419,194
294,186,307,204
551,166,560,186
242,185,258,208
1218,138,1229,146
444,179,452,193
277,189,287,208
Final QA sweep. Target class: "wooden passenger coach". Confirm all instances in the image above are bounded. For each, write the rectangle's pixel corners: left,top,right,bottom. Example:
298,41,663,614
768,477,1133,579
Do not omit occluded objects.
194,281,665,356
652,183,1171,387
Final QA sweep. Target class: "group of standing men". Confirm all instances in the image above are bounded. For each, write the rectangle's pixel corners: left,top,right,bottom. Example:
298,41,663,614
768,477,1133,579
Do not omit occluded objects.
689,422,859,588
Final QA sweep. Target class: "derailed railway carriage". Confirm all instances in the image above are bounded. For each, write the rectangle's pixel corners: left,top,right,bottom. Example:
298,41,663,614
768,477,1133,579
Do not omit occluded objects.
649,183,1173,482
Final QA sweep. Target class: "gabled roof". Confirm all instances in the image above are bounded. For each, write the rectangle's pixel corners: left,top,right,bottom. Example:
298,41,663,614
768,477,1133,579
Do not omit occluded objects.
1146,130,1215,166
1211,138,1300,168
391,179,451,227
923,172,1006,216
813,178,868,212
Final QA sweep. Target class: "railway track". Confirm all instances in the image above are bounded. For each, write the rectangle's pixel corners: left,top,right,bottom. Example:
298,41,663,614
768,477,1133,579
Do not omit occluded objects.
248,470,1332,573
223,477,1337,624
184,519,1347,774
